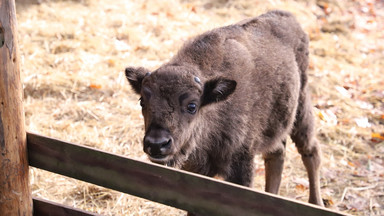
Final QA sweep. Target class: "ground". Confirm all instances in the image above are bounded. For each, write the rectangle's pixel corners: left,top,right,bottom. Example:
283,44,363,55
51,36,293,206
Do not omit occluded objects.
15,0,384,215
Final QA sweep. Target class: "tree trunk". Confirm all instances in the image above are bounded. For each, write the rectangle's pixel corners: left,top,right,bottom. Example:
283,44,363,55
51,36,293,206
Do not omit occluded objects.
0,0,32,215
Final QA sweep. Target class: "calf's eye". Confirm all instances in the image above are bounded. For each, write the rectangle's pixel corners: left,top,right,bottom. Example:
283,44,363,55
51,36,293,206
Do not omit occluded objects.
187,103,197,114
139,97,145,107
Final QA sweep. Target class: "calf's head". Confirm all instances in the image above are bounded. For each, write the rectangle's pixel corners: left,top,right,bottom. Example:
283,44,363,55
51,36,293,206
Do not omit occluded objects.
125,65,236,166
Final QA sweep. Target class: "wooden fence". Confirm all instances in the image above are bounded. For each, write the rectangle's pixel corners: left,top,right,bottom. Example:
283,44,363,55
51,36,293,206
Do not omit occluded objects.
28,133,347,216
0,0,348,215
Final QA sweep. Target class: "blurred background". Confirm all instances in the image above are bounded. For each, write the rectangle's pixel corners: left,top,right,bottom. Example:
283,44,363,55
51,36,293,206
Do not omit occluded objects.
14,0,383,215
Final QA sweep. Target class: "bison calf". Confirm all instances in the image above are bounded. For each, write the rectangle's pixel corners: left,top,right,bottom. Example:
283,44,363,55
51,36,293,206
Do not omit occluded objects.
125,10,323,207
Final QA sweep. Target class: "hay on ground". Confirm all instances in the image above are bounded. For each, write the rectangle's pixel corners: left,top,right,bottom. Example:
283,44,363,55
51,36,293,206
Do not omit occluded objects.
16,0,384,215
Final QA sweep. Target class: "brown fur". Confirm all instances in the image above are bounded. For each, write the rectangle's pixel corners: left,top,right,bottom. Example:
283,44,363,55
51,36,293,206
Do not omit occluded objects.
125,10,323,210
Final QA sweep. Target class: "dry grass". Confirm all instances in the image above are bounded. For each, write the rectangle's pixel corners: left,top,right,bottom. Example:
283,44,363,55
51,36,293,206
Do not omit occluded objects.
15,0,383,215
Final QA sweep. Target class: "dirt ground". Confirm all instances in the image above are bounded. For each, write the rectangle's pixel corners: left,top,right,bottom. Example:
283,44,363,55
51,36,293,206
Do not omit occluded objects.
14,0,383,215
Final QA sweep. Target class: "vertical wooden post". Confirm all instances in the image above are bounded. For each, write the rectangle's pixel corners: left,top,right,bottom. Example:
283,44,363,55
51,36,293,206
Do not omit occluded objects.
0,0,32,215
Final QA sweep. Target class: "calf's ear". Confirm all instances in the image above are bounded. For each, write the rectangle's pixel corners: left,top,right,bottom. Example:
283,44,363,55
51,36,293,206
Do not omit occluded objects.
125,67,150,94
201,77,237,107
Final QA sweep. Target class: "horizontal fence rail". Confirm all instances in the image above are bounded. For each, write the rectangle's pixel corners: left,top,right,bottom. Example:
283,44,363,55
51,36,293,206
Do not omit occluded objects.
27,132,346,216
32,197,100,216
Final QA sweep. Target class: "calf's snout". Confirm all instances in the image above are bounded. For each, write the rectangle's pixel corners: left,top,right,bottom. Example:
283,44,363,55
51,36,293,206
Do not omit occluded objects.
144,129,173,158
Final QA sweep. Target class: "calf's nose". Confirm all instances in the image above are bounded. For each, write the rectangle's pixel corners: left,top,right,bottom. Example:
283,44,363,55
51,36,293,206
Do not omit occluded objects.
144,135,173,158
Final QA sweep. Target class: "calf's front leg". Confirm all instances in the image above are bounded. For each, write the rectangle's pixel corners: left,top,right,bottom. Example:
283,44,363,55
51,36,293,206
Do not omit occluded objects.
263,140,286,194
225,149,255,187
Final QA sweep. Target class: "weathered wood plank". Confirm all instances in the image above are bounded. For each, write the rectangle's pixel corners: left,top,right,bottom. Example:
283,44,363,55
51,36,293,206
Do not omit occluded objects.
0,0,32,214
33,197,101,216
27,132,347,216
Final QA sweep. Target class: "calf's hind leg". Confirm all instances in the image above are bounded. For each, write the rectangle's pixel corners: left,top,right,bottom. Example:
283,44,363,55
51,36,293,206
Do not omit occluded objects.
291,92,323,206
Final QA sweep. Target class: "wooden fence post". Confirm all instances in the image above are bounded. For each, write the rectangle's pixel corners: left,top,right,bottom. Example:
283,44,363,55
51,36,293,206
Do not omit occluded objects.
0,0,32,215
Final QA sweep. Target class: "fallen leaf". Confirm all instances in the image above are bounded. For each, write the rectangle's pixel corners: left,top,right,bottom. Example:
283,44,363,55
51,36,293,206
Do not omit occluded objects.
166,12,173,18
191,6,197,13
293,178,309,188
107,59,115,67
348,161,356,167
319,110,338,125
318,1,332,15
371,133,384,140
295,184,306,192
323,198,334,207
255,167,264,175
366,19,374,24
339,118,350,125
134,45,149,51
213,176,224,181
186,3,197,13
89,84,102,89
